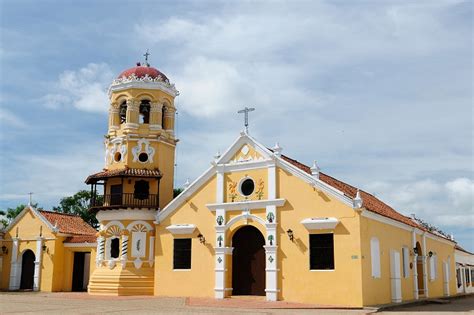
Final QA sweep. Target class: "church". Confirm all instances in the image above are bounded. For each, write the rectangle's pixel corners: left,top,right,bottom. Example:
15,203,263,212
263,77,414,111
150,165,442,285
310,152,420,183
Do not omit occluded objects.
0,59,470,307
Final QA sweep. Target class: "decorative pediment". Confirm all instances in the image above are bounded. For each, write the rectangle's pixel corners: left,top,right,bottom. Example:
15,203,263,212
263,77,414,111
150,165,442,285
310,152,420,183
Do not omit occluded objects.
300,217,339,230
166,224,196,235
228,144,266,164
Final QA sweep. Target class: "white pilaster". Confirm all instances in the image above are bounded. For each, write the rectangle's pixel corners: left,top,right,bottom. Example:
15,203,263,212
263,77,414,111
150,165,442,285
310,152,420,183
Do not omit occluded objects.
148,236,155,267
412,230,419,299
97,236,105,266
443,261,450,296
33,237,43,291
214,247,232,299
264,245,278,301
422,233,428,297
9,238,20,290
120,235,128,268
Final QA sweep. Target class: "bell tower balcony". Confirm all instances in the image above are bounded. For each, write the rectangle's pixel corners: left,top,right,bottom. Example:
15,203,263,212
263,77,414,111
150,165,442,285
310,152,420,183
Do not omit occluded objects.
86,168,162,211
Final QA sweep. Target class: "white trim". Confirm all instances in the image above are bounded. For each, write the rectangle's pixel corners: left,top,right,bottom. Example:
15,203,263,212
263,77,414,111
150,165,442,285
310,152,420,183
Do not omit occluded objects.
5,206,56,234
109,81,178,97
206,199,286,211
126,220,153,231
166,224,196,235
221,159,274,172
63,242,96,248
96,209,156,222
103,221,125,231
300,217,339,230
238,176,255,197
225,213,266,230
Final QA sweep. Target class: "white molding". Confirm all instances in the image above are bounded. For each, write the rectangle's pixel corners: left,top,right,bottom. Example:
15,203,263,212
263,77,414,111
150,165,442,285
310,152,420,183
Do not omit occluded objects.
103,220,125,231
220,159,274,172
125,220,153,231
300,217,339,230
63,242,97,248
109,80,178,97
96,209,156,222
166,224,196,235
225,213,266,230
5,206,56,234
206,198,286,211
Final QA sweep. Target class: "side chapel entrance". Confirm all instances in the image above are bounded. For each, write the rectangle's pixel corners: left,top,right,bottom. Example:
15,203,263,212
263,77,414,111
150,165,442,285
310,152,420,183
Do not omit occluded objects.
72,252,91,291
20,250,35,290
232,226,265,296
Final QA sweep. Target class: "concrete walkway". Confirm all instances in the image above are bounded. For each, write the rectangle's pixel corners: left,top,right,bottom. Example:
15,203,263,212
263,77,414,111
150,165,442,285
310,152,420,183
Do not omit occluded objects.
0,292,472,314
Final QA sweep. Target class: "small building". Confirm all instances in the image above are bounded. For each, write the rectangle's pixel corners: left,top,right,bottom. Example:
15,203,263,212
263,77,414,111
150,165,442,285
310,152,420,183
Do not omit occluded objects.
0,206,96,292
455,245,474,294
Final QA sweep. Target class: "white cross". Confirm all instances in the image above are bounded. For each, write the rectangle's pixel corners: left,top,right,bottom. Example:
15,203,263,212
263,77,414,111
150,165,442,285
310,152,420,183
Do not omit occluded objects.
237,107,255,133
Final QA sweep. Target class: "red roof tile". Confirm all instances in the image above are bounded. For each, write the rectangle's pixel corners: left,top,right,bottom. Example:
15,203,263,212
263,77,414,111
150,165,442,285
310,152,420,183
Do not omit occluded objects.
85,168,162,184
278,154,423,230
38,210,97,236
118,65,169,81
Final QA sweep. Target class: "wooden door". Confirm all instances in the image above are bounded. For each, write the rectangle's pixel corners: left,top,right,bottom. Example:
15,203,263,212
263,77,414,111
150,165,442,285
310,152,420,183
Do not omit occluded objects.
72,252,86,291
110,184,122,206
232,226,265,296
20,250,35,290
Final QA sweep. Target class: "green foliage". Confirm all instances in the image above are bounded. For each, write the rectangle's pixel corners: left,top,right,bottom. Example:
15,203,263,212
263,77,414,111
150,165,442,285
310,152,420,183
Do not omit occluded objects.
0,203,37,228
53,190,98,228
173,188,184,198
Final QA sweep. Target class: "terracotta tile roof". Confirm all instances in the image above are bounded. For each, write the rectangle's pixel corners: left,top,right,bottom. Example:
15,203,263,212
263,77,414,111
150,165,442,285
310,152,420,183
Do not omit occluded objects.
85,167,162,184
455,244,474,255
38,210,97,235
64,235,97,244
278,154,423,230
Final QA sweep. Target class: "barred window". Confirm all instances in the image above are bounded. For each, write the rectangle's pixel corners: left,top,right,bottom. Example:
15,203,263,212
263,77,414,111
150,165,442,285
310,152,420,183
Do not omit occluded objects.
310,233,334,270
173,238,191,269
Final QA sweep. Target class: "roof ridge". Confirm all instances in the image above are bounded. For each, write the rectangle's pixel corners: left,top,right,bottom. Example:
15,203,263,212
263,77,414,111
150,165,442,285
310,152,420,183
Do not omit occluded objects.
38,210,81,217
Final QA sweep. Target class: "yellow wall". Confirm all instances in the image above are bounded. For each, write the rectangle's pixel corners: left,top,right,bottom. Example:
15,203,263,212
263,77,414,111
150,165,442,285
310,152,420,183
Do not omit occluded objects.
154,176,217,297
1,209,97,292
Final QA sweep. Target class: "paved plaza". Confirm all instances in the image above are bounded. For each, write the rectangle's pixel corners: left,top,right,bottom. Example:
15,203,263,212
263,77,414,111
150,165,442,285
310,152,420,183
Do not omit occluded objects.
0,292,472,314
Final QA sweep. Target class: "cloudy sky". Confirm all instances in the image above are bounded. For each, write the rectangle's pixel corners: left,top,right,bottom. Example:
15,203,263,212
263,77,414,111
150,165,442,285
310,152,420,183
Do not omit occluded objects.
0,0,472,250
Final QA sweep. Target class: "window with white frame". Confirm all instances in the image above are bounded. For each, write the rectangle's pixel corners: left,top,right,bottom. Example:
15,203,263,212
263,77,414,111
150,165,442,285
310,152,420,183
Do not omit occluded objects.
402,247,410,278
371,237,381,278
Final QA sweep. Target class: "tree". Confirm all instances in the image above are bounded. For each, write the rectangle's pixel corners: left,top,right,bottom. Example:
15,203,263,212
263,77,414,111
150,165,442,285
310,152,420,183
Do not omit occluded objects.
0,203,37,228
53,190,98,228
173,188,184,198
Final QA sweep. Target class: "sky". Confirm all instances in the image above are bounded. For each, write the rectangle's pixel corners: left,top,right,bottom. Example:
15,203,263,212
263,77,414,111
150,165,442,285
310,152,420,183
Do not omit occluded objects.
0,0,472,250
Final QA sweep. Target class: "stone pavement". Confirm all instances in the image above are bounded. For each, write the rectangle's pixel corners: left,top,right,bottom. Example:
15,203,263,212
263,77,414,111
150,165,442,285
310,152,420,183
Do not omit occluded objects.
0,292,472,314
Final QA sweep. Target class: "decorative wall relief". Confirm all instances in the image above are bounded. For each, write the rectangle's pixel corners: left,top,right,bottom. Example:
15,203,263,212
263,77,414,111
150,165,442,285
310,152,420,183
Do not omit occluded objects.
132,138,155,163
216,215,224,226
228,181,237,202
267,212,275,223
106,138,126,164
256,178,264,200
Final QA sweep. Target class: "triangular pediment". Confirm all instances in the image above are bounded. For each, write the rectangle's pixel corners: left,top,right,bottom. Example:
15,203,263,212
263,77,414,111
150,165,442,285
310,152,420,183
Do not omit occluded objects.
216,132,273,165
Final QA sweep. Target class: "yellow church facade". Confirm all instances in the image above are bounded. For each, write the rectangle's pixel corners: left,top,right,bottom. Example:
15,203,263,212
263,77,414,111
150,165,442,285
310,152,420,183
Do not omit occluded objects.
0,61,467,307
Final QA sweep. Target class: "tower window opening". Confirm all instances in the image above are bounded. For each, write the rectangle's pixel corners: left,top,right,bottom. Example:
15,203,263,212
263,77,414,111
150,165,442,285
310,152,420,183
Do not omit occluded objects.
119,101,127,124
139,100,150,124
110,238,120,259
134,180,150,200
138,152,148,163
162,106,167,129
114,152,122,162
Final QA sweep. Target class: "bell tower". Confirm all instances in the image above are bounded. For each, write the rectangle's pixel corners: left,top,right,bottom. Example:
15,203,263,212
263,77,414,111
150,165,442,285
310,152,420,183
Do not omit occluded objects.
86,59,178,296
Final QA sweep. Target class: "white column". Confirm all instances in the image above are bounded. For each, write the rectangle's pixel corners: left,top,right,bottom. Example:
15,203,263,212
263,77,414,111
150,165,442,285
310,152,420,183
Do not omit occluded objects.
214,166,227,298
148,235,155,267
9,238,20,290
214,245,227,299
33,237,43,291
120,234,128,268
422,233,428,297
97,236,105,266
412,230,419,299
264,245,278,301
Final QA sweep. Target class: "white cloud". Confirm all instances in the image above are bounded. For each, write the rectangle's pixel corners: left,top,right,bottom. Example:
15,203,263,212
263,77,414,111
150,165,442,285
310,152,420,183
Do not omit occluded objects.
366,177,474,229
42,63,113,113
0,108,26,128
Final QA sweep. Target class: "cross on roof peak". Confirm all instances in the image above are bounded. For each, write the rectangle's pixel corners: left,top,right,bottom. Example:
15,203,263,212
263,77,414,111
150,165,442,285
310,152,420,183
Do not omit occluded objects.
237,107,255,133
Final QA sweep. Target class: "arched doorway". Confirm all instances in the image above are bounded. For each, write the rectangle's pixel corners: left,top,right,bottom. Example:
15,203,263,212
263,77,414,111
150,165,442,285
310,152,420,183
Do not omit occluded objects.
20,250,35,290
416,242,425,295
232,225,265,296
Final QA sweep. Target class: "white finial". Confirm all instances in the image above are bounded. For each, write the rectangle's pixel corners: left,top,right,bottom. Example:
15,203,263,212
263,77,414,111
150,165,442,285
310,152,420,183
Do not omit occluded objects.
28,192,33,206
53,220,59,233
353,189,363,208
272,142,282,157
214,150,221,160
310,160,320,179
183,178,191,189
450,234,454,241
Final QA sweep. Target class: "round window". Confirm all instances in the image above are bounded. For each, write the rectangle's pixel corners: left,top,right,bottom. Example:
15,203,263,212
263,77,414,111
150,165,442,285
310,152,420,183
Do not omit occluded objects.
114,152,122,162
138,153,148,163
240,178,255,196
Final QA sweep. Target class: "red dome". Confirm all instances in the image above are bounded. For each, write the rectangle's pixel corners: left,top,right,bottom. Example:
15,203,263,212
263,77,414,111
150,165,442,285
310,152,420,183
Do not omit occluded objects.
118,64,169,81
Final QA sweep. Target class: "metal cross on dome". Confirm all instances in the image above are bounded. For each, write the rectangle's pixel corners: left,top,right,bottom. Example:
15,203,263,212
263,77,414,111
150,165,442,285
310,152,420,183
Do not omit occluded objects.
143,49,150,66
238,107,255,133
